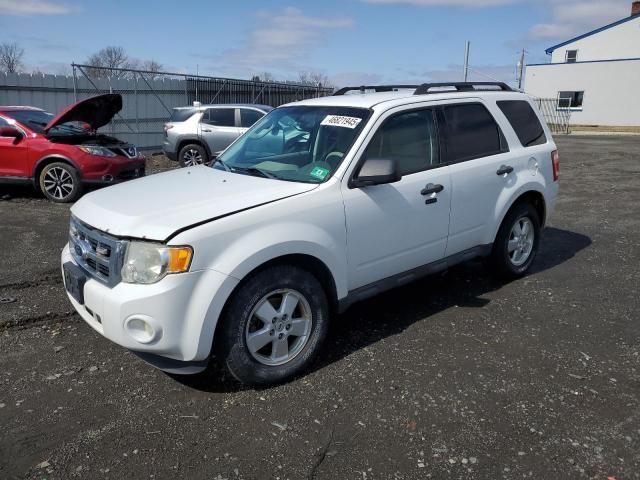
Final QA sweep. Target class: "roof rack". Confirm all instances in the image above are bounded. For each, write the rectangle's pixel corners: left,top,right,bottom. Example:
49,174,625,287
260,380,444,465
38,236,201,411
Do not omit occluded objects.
414,82,513,95
333,85,419,96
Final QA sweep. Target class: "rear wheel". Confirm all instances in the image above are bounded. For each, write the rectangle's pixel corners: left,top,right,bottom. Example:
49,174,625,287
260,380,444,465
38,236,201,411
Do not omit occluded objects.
219,265,329,386
179,144,207,167
491,202,541,278
39,162,82,203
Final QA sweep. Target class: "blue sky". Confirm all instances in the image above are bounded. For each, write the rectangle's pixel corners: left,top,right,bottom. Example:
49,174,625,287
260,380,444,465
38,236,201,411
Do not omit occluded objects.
0,0,635,85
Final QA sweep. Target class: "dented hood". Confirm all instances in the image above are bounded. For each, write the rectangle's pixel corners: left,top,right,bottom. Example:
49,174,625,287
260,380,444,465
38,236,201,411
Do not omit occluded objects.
44,94,122,133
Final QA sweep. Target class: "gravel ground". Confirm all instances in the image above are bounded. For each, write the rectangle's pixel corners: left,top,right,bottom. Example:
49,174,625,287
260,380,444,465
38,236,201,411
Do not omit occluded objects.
0,137,639,480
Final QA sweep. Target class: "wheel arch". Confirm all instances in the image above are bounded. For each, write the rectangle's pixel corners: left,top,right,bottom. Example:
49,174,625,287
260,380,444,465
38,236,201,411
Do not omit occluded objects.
32,154,81,188
176,136,211,160
493,189,547,242
207,253,340,358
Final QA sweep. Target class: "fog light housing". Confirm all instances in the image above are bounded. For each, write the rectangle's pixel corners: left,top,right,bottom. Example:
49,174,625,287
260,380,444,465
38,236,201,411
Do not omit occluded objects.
124,315,162,344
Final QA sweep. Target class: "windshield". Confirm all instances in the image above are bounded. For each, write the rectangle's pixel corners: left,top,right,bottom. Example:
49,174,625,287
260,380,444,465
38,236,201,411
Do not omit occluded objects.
4,110,87,136
214,106,371,183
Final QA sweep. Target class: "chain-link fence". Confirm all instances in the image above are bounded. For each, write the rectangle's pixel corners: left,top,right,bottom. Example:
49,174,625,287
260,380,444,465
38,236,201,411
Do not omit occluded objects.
70,64,333,150
532,97,572,135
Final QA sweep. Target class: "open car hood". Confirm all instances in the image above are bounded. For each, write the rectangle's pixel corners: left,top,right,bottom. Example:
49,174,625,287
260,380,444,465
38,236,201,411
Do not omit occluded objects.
44,94,122,133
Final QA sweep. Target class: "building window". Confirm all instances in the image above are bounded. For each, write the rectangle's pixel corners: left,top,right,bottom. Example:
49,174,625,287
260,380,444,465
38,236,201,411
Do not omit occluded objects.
565,50,578,63
557,91,584,110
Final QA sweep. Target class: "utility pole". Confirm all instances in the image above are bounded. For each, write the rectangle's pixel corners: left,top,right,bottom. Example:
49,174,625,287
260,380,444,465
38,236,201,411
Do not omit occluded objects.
463,41,470,82
517,48,526,90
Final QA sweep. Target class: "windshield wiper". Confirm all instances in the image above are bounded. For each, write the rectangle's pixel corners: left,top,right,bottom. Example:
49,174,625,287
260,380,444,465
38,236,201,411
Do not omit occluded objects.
233,166,278,179
214,158,232,172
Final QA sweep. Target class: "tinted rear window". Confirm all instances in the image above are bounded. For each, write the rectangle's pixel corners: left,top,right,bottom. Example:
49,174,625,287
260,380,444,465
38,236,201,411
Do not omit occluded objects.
497,100,547,147
442,103,507,163
170,108,196,122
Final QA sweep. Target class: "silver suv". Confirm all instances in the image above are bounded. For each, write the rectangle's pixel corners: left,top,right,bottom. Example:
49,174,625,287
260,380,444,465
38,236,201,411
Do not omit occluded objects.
163,103,273,167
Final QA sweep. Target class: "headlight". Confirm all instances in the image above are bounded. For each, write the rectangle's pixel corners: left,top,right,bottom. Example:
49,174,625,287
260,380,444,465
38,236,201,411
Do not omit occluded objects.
121,242,193,284
78,145,117,157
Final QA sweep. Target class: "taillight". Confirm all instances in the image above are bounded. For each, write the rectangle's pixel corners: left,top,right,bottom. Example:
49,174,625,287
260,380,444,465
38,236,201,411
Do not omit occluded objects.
551,150,559,181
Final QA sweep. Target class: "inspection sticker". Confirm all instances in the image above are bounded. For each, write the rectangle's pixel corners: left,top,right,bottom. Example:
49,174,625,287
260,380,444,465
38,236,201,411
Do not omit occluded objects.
310,166,330,181
321,115,363,129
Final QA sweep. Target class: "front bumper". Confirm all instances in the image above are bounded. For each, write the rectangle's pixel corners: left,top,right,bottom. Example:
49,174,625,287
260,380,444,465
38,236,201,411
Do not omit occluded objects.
61,244,239,371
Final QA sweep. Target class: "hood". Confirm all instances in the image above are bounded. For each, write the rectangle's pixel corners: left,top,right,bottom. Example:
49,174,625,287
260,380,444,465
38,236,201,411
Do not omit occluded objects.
71,167,318,241
44,94,122,133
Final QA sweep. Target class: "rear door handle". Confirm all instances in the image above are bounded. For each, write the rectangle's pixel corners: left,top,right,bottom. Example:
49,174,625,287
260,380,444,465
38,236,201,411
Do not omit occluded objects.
421,183,444,196
496,165,514,176
202,129,212,133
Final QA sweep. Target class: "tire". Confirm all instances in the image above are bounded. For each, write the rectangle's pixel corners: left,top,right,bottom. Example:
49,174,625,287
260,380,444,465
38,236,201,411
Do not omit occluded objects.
491,202,541,279
178,144,207,167
38,162,82,203
219,265,330,387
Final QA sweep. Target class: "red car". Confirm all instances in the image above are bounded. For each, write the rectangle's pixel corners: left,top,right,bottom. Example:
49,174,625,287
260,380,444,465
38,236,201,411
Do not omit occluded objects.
0,94,145,203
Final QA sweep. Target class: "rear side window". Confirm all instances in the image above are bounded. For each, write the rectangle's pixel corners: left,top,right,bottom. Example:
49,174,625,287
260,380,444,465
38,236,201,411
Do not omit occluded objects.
497,100,547,147
205,108,236,127
0,116,9,127
169,108,196,122
441,103,508,163
240,109,264,128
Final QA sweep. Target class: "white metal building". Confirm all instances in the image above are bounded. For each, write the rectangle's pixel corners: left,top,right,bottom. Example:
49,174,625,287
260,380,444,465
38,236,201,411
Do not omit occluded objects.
525,1,640,127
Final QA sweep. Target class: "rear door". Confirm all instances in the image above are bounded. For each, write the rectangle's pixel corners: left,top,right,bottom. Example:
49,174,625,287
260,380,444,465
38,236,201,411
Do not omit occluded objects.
0,116,29,177
239,108,266,134
440,101,514,256
199,108,240,154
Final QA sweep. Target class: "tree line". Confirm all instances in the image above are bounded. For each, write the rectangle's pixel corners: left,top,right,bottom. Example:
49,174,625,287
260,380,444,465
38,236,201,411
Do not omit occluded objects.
0,42,332,87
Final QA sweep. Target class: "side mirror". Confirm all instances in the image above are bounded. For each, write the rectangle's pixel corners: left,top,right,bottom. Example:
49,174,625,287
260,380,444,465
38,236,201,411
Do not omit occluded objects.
350,157,402,188
0,126,24,143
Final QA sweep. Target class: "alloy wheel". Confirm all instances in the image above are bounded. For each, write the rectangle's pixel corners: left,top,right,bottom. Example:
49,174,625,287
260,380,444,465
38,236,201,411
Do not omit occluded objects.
507,216,535,266
245,289,313,366
43,167,74,200
183,148,204,166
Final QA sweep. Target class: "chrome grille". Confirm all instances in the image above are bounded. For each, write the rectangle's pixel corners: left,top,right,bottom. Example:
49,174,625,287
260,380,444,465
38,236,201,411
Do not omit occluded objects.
69,216,127,287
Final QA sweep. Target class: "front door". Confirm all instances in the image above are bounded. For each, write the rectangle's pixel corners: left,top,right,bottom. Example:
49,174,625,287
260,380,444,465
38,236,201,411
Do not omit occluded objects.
342,107,451,290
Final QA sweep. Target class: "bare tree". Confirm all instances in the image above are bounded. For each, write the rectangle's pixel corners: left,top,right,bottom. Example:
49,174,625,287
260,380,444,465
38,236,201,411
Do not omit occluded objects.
85,46,133,78
297,71,332,88
0,42,25,74
140,59,164,79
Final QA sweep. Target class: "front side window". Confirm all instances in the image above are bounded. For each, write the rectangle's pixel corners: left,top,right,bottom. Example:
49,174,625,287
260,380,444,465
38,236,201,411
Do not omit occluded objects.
204,108,235,127
565,50,578,63
442,103,508,163
215,106,370,183
497,100,547,147
362,109,439,176
240,109,264,128
557,91,584,109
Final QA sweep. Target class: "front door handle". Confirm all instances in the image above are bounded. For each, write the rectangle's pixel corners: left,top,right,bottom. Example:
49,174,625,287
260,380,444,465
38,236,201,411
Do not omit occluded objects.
496,165,514,176
202,129,212,133
421,183,444,196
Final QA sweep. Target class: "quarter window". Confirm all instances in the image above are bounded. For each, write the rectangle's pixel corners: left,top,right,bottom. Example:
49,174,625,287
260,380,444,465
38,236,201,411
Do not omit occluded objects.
240,109,264,128
441,103,508,163
557,91,584,109
362,109,439,176
497,100,547,147
565,50,578,63
204,108,236,127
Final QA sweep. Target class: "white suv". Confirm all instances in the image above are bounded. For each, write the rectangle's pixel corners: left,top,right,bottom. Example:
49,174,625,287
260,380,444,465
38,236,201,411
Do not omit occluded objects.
62,82,559,386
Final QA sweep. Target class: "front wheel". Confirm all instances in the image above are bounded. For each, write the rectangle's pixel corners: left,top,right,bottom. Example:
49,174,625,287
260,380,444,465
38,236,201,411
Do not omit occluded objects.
219,265,330,386
491,202,541,278
39,162,82,203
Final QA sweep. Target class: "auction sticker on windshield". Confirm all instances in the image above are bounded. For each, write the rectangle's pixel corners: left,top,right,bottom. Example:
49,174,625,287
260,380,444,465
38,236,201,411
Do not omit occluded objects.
321,115,362,129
